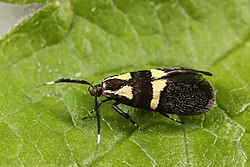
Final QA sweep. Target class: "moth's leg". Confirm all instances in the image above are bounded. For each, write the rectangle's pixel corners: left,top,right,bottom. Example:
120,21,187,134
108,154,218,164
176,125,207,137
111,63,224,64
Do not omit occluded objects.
82,110,94,120
94,96,101,145
82,99,111,120
159,112,183,124
112,102,143,132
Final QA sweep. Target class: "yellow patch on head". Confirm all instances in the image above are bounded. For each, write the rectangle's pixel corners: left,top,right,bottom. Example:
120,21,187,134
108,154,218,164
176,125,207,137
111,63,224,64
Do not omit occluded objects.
150,79,167,110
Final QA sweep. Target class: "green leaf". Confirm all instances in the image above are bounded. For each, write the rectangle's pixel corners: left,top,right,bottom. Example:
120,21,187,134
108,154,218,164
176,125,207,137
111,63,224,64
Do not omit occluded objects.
0,0,53,4
0,0,249,166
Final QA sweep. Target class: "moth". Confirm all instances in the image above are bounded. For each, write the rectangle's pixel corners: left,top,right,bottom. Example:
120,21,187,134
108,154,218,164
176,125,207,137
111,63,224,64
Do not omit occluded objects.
40,67,216,144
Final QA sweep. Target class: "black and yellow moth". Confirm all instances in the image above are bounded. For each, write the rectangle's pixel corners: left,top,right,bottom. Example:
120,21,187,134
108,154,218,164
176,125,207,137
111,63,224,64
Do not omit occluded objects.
40,67,216,144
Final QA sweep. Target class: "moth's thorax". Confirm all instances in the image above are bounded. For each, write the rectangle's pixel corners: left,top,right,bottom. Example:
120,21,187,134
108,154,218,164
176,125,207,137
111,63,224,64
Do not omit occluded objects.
102,77,132,99
101,70,153,109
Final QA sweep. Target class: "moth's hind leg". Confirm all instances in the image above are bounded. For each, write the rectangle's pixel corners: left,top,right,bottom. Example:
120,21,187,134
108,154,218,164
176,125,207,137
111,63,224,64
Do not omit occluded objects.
158,112,183,124
112,102,143,132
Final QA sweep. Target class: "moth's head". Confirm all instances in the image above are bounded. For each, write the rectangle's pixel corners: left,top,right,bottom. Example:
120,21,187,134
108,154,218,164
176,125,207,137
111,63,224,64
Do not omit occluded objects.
89,84,102,97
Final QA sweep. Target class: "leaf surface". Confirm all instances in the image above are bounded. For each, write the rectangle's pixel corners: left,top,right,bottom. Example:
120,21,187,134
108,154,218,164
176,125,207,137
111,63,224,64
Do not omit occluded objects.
0,0,249,166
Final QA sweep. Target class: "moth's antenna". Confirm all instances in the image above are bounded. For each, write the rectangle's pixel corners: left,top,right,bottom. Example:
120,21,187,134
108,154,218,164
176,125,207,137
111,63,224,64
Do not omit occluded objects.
37,78,93,88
